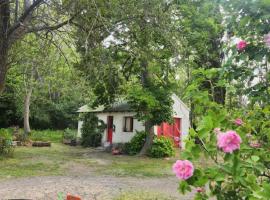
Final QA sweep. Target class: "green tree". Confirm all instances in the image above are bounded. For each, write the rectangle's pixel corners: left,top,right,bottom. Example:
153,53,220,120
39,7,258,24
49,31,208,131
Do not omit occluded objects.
74,0,181,154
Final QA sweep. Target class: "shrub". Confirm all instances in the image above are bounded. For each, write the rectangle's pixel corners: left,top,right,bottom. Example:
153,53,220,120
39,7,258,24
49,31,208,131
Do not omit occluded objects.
124,131,147,155
149,136,175,158
63,128,77,140
30,130,63,143
0,129,14,157
81,113,106,147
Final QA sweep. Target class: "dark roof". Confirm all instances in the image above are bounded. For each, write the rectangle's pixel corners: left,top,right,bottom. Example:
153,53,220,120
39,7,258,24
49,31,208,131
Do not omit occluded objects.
77,102,132,113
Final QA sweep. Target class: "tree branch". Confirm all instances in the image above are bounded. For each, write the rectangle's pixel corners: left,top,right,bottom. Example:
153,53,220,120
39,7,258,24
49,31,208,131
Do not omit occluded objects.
8,0,44,37
26,15,76,33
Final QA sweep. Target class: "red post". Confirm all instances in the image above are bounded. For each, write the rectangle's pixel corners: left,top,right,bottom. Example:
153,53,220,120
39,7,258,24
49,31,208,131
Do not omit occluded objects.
66,194,81,200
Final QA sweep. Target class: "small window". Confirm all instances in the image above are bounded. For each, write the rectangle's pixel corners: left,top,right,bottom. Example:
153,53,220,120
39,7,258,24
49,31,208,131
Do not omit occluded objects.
123,117,133,132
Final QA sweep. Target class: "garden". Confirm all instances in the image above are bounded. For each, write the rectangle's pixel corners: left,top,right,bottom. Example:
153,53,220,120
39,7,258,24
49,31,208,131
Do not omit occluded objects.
0,0,270,199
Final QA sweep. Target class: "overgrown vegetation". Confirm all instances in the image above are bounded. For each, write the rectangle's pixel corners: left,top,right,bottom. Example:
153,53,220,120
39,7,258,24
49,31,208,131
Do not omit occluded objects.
125,132,175,158
63,128,77,141
148,136,175,158
0,129,14,157
124,131,147,155
30,130,64,143
81,113,106,147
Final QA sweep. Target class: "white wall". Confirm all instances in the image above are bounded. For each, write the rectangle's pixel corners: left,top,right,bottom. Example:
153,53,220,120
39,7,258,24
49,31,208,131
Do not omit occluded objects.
77,95,190,148
100,112,145,144
78,112,145,145
77,120,83,138
170,94,190,148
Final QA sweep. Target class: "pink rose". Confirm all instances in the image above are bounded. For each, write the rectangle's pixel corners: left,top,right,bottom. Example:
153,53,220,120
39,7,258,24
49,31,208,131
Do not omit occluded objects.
250,141,261,148
264,33,270,48
217,130,242,153
234,118,243,126
172,160,194,180
196,187,205,193
214,127,222,134
237,40,247,51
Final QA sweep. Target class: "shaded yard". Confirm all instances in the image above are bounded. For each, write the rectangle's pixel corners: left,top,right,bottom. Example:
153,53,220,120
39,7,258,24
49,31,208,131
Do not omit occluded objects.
0,143,204,199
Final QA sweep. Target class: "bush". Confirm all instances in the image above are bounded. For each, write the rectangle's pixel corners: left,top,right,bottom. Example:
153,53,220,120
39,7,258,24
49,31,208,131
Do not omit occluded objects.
0,129,14,157
63,128,77,140
81,113,106,147
30,130,63,143
124,131,147,155
148,136,175,158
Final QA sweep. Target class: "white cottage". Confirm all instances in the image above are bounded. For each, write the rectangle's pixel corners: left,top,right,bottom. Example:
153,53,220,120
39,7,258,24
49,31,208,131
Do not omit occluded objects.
77,94,190,148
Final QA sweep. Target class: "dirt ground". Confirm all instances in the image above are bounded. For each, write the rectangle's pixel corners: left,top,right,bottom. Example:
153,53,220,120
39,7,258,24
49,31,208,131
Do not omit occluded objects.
0,145,196,200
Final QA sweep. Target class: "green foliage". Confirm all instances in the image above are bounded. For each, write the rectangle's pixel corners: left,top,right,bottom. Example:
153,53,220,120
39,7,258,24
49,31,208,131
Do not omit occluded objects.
127,83,174,126
0,129,14,157
63,128,77,140
179,104,270,199
1,33,90,130
148,136,175,158
74,0,179,130
124,131,147,155
81,113,106,147
125,131,175,158
30,130,64,143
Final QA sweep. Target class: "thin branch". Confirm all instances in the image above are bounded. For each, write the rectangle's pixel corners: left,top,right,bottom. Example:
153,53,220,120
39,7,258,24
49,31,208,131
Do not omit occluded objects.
8,0,44,36
27,15,77,33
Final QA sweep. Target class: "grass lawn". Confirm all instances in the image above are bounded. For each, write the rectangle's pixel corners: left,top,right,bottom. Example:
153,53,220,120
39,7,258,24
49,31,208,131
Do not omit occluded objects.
114,191,175,200
0,143,179,180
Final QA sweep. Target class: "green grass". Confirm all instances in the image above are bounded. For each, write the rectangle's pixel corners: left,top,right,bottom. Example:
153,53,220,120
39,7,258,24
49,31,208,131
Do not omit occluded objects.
30,130,64,143
114,191,174,200
95,156,175,177
0,143,89,180
0,143,179,180
0,130,210,180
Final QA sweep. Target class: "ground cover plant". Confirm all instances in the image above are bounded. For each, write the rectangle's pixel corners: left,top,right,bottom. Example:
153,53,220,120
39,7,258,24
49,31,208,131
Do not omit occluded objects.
30,130,64,143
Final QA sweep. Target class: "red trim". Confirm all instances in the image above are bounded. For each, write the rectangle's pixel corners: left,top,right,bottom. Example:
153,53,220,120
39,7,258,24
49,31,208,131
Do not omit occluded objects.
107,116,113,143
156,117,181,148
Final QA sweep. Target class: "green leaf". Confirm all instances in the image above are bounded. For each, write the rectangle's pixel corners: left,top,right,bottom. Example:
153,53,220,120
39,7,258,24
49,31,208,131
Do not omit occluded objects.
251,155,260,162
178,181,191,194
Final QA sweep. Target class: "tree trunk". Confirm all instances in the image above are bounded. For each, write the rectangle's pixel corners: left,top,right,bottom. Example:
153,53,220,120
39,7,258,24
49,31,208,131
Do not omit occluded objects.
0,53,8,93
24,86,32,135
139,58,155,155
139,121,155,156
0,0,10,94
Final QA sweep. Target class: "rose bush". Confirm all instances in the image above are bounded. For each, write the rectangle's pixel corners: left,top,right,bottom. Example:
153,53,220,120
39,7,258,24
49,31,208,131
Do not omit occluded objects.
175,26,270,198
175,106,270,200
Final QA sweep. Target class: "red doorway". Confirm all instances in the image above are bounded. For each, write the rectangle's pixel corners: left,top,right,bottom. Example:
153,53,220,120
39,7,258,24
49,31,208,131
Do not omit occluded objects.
107,116,113,144
157,118,181,148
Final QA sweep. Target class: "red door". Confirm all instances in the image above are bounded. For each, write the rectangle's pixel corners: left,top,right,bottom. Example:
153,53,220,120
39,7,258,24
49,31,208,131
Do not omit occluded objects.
107,116,113,144
173,118,181,148
157,118,181,148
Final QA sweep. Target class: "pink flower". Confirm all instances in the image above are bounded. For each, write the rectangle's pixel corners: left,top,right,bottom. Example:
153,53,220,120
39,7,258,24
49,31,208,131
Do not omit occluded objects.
217,130,242,153
264,33,270,48
172,160,194,180
250,141,261,148
234,118,243,126
214,128,222,134
237,40,247,51
196,187,205,193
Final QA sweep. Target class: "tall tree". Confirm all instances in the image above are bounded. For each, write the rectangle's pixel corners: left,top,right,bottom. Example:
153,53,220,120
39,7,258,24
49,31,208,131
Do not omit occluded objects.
0,0,75,93
74,0,180,154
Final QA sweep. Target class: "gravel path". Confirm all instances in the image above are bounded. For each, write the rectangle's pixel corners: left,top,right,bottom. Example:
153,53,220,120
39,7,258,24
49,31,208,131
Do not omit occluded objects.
0,175,195,200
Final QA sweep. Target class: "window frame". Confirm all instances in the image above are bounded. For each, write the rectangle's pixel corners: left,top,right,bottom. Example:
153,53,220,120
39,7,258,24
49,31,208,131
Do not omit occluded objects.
123,116,134,132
